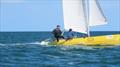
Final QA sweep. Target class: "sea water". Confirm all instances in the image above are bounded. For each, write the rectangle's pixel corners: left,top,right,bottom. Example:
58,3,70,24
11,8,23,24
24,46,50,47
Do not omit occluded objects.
0,31,120,67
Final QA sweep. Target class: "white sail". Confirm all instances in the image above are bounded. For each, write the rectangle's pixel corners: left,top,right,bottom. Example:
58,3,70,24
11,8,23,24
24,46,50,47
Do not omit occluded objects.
89,0,107,26
62,0,87,33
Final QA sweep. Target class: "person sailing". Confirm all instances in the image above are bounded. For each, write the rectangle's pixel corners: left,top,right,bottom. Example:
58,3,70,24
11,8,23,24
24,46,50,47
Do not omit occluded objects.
52,25,65,42
66,29,74,40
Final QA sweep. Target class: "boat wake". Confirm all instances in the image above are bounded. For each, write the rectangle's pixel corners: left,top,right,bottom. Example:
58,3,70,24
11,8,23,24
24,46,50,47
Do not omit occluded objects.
0,39,51,47
0,42,42,46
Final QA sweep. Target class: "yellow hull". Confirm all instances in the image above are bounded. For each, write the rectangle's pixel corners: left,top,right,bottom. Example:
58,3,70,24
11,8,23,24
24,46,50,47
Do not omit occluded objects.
50,34,120,46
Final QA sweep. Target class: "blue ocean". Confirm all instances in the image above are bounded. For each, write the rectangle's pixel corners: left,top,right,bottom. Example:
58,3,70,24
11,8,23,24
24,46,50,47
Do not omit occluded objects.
0,31,120,67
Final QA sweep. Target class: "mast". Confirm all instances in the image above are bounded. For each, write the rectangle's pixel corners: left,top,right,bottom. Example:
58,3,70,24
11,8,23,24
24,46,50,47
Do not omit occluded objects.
87,0,90,37
83,0,90,37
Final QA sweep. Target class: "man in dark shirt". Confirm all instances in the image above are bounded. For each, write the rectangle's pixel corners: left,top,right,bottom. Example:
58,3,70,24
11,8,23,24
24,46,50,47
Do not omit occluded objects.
52,25,64,42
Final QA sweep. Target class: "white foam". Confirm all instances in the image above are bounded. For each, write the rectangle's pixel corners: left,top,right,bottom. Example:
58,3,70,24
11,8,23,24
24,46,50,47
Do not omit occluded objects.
40,41,50,46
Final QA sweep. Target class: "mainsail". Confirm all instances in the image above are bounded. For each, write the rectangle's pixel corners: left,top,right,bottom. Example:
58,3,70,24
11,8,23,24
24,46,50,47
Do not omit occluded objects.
62,0,107,34
62,0,87,33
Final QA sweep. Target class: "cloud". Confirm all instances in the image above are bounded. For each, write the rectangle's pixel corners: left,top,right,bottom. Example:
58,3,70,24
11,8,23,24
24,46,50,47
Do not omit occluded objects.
1,0,24,3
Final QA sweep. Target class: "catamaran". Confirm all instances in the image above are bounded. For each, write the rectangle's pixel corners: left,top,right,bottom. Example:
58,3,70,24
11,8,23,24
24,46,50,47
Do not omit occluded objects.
49,0,120,46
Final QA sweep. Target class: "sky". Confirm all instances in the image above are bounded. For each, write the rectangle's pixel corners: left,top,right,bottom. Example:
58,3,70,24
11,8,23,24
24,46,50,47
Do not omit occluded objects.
0,0,120,31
